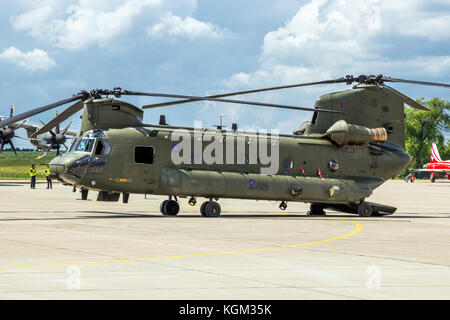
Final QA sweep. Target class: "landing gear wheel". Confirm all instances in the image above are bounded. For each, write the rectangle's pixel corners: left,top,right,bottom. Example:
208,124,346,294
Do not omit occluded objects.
358,201,373,217
202,201,221,217
162,200,180,216
200,201,208,216
160,200,169,215
279,201,287,211
307,203,325,216
81,188,89,200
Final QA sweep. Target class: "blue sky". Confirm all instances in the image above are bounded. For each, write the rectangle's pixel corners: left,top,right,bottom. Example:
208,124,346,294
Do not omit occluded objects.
0,0,449,148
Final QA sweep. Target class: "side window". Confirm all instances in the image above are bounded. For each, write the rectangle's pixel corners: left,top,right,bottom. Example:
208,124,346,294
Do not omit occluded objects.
94,140,104,155
135,146,154,164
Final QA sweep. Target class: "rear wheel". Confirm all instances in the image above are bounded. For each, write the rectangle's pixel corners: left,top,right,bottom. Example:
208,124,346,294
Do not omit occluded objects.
358,202,373,217
203,201,221,217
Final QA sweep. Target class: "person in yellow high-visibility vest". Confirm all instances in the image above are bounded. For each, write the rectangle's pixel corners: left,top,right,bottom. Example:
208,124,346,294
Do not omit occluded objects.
45,165,52,189
29,164,36,189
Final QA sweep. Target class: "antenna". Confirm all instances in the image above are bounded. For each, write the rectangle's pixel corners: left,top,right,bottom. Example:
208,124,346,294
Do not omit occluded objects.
214,114,226,129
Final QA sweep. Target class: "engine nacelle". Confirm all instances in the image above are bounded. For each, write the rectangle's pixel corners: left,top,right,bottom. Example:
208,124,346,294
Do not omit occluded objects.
326,120,387,147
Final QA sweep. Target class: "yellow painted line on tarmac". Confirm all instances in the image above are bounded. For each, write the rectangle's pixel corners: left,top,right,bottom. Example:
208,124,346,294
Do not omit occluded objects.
0,218,362,270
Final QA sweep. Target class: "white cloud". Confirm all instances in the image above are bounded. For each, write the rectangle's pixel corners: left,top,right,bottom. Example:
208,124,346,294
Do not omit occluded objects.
10,0,229,49
147,12,231,40
226,0,450,90
11,0,164,50
0,47,56,71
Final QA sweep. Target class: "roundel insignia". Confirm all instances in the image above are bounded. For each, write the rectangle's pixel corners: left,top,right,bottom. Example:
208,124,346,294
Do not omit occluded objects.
248,179,255,186
172,144,180,152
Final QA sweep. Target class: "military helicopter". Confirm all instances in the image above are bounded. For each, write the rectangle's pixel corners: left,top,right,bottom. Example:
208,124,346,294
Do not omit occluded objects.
1,74,448,217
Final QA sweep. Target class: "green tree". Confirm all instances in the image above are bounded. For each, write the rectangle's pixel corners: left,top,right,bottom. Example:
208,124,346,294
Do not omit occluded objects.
402,97,450,177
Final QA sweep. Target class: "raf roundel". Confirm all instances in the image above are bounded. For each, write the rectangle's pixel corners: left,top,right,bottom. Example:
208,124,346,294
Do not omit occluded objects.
248,179,255,186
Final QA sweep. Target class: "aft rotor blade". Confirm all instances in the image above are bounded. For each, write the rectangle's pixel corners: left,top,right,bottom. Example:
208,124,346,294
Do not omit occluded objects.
142,78,348,109
0,94,84,129
31,100,83,137
125,90,343,114
383,85,430,111
382,77,450,89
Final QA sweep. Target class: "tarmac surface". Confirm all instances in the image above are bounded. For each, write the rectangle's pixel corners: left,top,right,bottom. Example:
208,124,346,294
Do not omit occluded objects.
0,179,449,299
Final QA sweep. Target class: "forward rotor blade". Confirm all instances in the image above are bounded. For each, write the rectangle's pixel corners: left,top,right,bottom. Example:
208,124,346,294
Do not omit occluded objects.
382,77,450,89
31,100,83,137
142,79,348,109
0,94,84,129
124,90,343,114
383,85,430,111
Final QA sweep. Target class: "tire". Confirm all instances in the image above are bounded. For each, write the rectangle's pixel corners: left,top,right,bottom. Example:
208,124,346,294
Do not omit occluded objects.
307,203,325,216
358,202,373,217
203,201,221,217
160,200,169,215
163,200,180,216
200,201,209,216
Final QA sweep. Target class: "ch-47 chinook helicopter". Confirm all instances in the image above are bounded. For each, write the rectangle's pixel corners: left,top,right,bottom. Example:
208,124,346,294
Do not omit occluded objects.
1,74,449,217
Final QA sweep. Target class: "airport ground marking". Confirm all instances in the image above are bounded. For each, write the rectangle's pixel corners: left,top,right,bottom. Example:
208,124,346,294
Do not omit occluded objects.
0,218,362,270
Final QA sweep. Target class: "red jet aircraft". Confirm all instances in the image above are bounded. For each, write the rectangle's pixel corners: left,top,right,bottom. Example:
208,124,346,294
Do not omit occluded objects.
413,143,450,182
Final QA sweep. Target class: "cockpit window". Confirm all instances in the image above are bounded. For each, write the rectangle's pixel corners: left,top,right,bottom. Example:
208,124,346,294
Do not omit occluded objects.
75,138,96,153
92,130,106,138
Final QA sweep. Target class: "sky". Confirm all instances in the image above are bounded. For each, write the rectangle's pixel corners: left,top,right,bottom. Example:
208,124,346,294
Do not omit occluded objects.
0,0,449,148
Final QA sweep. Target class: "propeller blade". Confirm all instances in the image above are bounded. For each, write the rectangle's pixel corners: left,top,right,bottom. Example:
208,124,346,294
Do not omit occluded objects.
0,94,84,129
383,85,430,111
123,90,343,114
14,136,27,140
31,100,83,137
142,78,348,109
0,140,4,153
36,150,48,160
63,143,69,150
61,119,74,134
10,105,14,118
13,118,29,130
56,145,60,156
9,141,17,156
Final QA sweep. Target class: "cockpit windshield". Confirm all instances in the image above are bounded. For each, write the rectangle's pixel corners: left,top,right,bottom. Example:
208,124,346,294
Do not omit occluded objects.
75,138,96,152
70,131,97,153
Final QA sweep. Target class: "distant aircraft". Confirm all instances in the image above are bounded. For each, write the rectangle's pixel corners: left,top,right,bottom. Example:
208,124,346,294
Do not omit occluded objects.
412,143,450,182
3,106,77,159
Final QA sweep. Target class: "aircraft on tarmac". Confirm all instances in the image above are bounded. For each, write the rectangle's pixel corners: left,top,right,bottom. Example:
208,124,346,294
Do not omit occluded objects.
412,143,450,182
0,74,449,217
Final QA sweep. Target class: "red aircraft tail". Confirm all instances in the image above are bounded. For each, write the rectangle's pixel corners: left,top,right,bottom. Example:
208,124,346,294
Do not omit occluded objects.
430,143,442,163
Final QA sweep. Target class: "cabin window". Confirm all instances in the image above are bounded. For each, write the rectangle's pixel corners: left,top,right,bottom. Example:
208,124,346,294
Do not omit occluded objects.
135,146,154,164
283,157,294,169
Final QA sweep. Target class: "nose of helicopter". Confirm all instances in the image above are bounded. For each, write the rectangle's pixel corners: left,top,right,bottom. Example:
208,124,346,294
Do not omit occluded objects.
49,152,90,185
